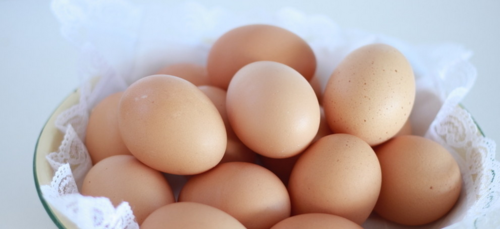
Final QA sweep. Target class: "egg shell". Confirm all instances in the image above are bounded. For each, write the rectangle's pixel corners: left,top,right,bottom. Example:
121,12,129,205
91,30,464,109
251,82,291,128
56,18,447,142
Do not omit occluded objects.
157,63,209,86
118,75,226,175
226,61,320,158
374,135,462,226
288,134,382,225
141,202,245,229
179,162,291,229
271,213,363,229
85,92,131,164
81,155,175,224
323,43,415,146
198,85,256,164
207,24,317,89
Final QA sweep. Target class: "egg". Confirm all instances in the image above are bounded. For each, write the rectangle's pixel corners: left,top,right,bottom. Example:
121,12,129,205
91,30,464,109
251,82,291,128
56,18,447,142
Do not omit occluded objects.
374,135,462,225
288,134,382,225
157,62,209,86
271,213,363,229
118,75,226,175
85,92,131,164
207,24,317,89
141,202,245,229
323,43,415,146
198,85,256,163
81,155,175,224
227,61,320,158
179,162,291,229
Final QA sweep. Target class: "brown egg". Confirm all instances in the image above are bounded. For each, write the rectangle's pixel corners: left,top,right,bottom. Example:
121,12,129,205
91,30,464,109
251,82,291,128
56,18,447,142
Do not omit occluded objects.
81,155,175,224
179,162,291,229
271,213,363,229
288,134,382,225
118,75,226,175
207,24,317,89
374,135,462,226
85,92,131,164
141,202,245,229
198,85,256,163
394,118,412,136
157,63,209,86
227,61,320,158
323,43,415,146
262,107,331,185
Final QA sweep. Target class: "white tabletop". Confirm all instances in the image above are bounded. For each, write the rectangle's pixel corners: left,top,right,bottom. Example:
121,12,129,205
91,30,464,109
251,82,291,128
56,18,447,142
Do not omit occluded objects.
1,0,499,228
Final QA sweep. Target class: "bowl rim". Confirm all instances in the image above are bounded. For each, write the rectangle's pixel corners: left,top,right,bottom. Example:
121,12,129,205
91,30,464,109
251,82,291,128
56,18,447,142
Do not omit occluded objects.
33,90,78,229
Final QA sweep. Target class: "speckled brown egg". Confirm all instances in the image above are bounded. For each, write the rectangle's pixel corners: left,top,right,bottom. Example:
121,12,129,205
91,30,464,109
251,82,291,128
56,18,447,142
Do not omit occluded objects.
198,85,256,163
288,134,382,225
141,202,245,229
118,75,226,175
323,43,415,146
179,162,291,229
207,24,317,89
157,63,209,86
85,92,131,164
227,61,320,158
81,155,175,224
374,135,462,226
271,213,363,229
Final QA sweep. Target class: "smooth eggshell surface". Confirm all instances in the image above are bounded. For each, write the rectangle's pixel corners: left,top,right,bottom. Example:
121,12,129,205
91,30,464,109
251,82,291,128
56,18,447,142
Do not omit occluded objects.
227,61,320,158
141,202,245,229
374,135,462,226
157,63,209,86
288,134,382,225
323,43,415,146
85,92,131,164
118,75,226,175
271,213,363,229
81,155,175,224
179,162,291,229
207,24,317,89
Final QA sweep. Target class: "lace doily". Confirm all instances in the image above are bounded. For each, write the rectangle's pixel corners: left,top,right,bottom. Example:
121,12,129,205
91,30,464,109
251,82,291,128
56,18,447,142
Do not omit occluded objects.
42,0,500,228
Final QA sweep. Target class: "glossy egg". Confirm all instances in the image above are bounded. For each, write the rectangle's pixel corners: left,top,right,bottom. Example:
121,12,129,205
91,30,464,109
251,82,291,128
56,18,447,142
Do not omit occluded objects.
374,135,462,225
118,75,226,175
227,61,320,158
141,202,245,229
179,162,291,229
271,213,362,229
323,44,415,146
81,155,175,224
288,134,381,225
207,24,316,89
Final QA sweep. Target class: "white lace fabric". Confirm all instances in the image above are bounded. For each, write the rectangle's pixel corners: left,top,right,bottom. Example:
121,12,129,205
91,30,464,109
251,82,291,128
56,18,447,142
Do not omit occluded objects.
42,0,500,228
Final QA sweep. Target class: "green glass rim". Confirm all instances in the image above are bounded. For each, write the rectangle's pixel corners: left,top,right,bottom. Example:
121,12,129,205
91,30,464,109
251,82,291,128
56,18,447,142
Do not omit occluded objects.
33,91,76,229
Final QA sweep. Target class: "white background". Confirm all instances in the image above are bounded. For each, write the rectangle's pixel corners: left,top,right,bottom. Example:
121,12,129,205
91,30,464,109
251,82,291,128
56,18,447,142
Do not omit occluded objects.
1,0,499,228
